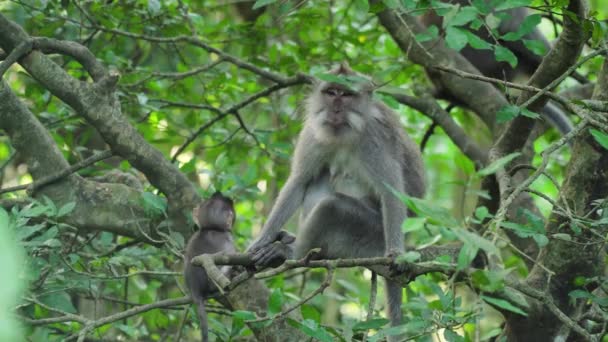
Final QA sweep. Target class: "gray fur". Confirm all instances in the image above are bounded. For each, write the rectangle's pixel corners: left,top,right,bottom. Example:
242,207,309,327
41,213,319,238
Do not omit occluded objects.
184,193,236,342
248,65,426,341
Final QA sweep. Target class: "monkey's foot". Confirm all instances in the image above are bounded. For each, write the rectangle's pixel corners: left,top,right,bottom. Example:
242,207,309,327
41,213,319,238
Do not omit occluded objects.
386,251,412,278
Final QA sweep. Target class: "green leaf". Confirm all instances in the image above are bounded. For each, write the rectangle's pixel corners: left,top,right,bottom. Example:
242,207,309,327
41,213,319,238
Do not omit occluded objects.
444,329,465,342
56,202,76,218
591,20,607,48
457,243,479,270
494,45,518,68
501,14,541,41
117,324,138,337
590,128,608,150
353,0,370,13
501,221,548,247
471,269,506,292
495,0,531,11
485,13,501,30
451,228,499,255
445,26,469,51
520,108,540,119
523,39,548,56
445,6,478,27
316,73,369,91
568,289,592,299
481,328,503,340
401,0,417,10
477,152,521,177
391,193,460,227
147,0,161,14
15,224,45,241
232,310,257,320
402,217,426,233
353,318,390,331
415,25,439,43
268,288,283,315
480,295,528,316
300,304,321,322
24,226,58,247
552,233,572,241
396,251,421,263
464,31,492,50
40,292,77,314
474,206,489,221
252,0,276,10
141,192,167,216
471,0,491,14
288,319,334,342
382,0,401,9
496,105,520,123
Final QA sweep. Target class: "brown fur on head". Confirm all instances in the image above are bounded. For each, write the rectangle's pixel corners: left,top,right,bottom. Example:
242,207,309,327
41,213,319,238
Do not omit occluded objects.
192,192,235,231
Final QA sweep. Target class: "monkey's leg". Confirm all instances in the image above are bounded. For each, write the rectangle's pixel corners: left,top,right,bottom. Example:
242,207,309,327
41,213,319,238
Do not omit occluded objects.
295,193,384,259
194,298,209,342
297,194,405,341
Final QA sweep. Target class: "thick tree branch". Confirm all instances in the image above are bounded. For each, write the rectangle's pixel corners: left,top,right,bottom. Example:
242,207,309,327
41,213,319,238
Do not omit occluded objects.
0,81,157,238
0,14,200,229
490,0,589,200
388,91,488,166
375,5,509,129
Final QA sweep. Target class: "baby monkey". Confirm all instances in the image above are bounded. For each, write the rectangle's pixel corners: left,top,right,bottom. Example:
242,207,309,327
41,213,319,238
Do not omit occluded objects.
184,192,294,341
184,192,236,342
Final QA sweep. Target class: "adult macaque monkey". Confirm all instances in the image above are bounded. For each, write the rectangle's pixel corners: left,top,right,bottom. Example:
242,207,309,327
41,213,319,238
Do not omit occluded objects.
248,63,426,338
421,2,576,134
184,192,236,342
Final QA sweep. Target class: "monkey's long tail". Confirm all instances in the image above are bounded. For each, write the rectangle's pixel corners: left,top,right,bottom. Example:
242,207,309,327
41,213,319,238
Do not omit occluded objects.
385,279,404,342
196,300,209,342
542,101,573,136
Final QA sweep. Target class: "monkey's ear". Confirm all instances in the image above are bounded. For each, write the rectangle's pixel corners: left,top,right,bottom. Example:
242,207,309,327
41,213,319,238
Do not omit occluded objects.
338,61,351,74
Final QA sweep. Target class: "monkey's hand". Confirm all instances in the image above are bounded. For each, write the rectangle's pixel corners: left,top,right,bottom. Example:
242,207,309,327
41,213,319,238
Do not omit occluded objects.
246,231,280,254
249,230,295,267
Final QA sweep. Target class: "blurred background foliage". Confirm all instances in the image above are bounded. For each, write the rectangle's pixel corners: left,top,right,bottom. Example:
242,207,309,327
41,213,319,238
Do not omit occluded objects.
1,0,607,341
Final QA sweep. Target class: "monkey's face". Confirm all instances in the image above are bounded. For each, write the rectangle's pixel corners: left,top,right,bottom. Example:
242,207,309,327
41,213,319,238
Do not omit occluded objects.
307,83,371,142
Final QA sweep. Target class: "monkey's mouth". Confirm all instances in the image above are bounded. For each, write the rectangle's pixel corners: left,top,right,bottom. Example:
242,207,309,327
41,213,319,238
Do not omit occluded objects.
323,121,350,134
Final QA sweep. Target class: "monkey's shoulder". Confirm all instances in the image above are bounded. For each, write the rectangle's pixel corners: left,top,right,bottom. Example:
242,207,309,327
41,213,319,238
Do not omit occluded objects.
185,230,235,258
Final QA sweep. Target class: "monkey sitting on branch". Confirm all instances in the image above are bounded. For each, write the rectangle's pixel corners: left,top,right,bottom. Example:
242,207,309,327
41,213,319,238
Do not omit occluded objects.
247,63,426,342
183,192,237,342
184,192,295,341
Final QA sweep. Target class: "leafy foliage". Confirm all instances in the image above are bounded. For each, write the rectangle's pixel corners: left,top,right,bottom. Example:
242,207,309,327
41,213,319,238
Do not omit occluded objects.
1,0,607,341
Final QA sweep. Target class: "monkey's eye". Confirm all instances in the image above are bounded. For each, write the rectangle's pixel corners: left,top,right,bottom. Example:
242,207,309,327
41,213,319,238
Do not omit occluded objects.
341,90,355,97
323,88,340,96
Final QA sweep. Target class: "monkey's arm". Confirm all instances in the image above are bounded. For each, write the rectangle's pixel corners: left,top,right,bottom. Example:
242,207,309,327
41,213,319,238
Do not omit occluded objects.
365,150,408,256
247,175,306,254
248,129,321,255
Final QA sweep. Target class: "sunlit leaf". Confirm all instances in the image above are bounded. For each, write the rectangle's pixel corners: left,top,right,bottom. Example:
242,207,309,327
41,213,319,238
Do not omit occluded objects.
480,295,528,316
494,45,518,68
590,128,608,150
495,0,531,11
353,318,390,331
253,0,276,10
445,26,469,51
477,152,521,177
